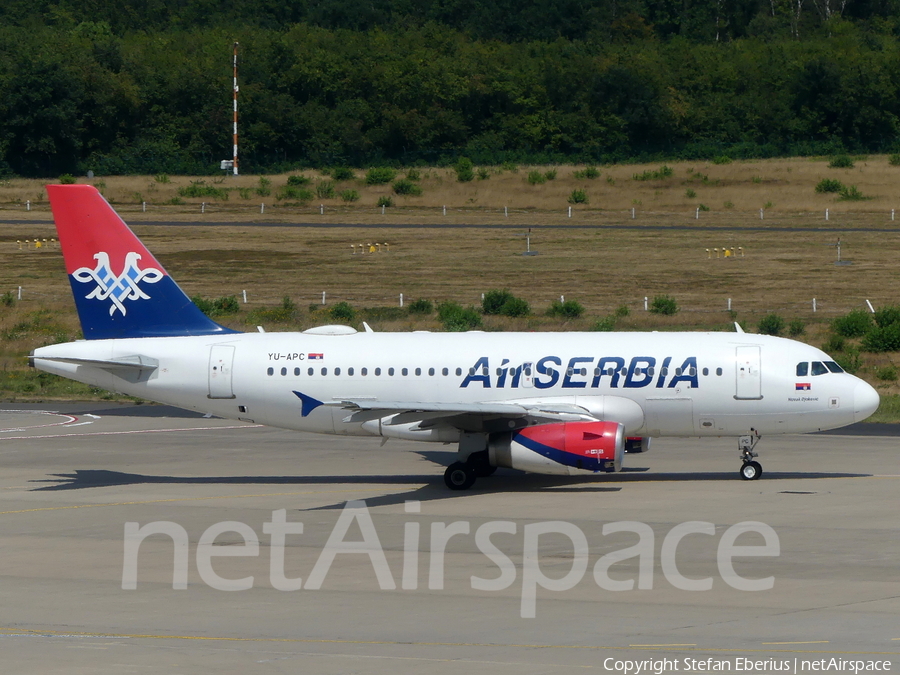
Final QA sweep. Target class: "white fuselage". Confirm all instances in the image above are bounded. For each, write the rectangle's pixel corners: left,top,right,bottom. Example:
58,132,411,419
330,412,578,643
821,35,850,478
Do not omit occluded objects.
33,329,877,441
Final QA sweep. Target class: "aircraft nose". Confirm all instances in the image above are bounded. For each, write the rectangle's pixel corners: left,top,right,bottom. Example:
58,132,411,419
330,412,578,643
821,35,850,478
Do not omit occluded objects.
853,380,880,422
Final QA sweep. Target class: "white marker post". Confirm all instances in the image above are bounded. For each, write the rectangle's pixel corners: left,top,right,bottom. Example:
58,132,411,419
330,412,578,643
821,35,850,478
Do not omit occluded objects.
813,298,817,313
504,206,508,218
866,299,875,313
320,204,324,215
727,298,732,311
695,207,700,220
567,206,572,218
631,207,635,219
260,203,265,214
17,286,22,301
201,202,206,214
760,208,764,220
443,205,446,216
322,292,326,305
644,297,648,311
142,202,147,213
399,293,404,308
242,290,247,304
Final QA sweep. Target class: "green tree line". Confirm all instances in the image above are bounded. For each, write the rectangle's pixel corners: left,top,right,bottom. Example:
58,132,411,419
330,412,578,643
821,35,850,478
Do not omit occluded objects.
1,9,900,176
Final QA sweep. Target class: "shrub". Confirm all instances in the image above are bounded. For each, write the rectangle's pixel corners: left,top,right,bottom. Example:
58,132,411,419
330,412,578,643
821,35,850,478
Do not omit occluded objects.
712,155,732,165
455,157,474,182
408,298,433,315
238,187,253,199
698,203,710,211
339,189,360,202
862,323,900,352
500,161,518,172
59,174,76,184
836,345,862,373
822,334,846,354
615,304,629,318
256,177,271,197
476,167,490,180
377,196,393,208
788,319,806,337
838,185,868,201
568,189,589,204
275,185,313,202
889,154,900,167
315,180,336,199
874,365,898,381
685,188,697,198
633,165,674,181
832,309,873,337
365,167,397,185
482,290,530,317
287,175,311,186
178,181,228,200
438,301,482,331
527,170,547,185
154,173,170,183
405,168,420,181
329,301,355,321
544,169,557,181
757,313,785,336
548,299,584,319
874,305,900,328
499,296,530,317
649,295,678,315
331,167,355,181
815,178,844,194
593,316,616,331
392,178,422,196
192,295,240,317
1,291,15,307
829,155,854,168
573,166,600,180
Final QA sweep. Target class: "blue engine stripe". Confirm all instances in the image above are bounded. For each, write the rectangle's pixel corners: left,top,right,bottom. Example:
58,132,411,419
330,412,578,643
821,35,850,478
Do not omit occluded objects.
513,431,606,472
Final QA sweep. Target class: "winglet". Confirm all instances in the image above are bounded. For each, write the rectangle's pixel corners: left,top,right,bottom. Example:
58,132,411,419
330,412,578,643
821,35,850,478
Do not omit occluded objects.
734,322,744,334
293,390,324,417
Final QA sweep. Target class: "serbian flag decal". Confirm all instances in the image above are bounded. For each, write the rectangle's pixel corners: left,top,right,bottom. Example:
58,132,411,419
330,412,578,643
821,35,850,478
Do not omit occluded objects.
796,383,811,391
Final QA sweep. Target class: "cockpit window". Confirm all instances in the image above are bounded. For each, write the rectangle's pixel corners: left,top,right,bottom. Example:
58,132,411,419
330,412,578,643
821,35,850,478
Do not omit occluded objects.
824,361,844,373
811,361,828,376
796,362,809,377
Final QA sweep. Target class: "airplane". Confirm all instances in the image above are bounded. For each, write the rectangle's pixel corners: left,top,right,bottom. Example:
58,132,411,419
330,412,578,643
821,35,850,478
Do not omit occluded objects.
31,185,880,490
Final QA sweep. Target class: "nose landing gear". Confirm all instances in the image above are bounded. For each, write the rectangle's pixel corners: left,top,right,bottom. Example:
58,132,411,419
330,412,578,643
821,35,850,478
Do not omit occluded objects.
739,429,762,480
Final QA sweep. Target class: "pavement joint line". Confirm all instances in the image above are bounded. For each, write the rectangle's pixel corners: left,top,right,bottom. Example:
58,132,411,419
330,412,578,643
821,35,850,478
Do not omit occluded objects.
630,644,697,647
0,424,265,441
762,641,830,645
0,488,394,515
0,629,896,656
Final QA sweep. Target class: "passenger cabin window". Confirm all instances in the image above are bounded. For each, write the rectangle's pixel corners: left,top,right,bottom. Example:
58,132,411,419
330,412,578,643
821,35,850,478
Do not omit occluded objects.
281,367,287,376
321,367,327,376
402,368,408,376
348,367,354,376
415,368,421,376
308,367,314,376
375,368,381,376
361,368,368,376
388,368,395,376
716,367,723,376
811,361,828,376
267,367,274,376
294,367,300,376
442,368,448,376
456,367,463,376
796,362,809,377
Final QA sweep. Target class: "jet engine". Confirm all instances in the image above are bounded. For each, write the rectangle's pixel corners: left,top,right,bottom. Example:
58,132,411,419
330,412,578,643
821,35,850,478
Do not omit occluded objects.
488,421,624,476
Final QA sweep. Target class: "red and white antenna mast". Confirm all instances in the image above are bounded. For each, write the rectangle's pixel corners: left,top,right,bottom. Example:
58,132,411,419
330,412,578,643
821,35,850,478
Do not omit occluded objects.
232,41,239,176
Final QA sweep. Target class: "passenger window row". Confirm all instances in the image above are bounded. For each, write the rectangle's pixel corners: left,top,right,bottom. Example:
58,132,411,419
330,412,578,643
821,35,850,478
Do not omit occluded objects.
265,364,725,377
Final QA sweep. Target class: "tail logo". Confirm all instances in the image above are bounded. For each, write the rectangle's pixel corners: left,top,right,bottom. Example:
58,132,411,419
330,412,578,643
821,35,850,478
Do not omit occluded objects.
73,252,164,316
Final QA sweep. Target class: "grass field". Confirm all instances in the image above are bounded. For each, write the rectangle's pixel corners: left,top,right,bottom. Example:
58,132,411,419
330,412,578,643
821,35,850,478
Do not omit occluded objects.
1,156,899,418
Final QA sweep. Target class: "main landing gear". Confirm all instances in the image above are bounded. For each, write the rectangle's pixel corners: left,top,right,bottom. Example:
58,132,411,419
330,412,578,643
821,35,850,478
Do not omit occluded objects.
739,429,763,480
443,450,495,490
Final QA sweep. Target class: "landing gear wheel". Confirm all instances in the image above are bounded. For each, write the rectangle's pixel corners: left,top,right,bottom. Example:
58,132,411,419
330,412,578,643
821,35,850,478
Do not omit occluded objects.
444,462,476,490
740,461,762,481
466,451,496,478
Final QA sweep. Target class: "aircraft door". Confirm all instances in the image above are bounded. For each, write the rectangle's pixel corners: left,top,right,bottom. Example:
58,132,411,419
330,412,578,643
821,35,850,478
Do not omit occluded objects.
521,362,534,388
208,345,236,399
734,346,762,400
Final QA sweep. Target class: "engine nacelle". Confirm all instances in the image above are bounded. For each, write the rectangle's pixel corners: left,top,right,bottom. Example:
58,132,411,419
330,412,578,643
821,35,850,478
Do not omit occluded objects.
625,436,651,453
489,421,624,476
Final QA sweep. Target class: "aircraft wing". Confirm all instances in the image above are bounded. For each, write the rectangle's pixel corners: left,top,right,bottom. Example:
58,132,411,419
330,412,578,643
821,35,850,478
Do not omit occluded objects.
334,399,597,426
